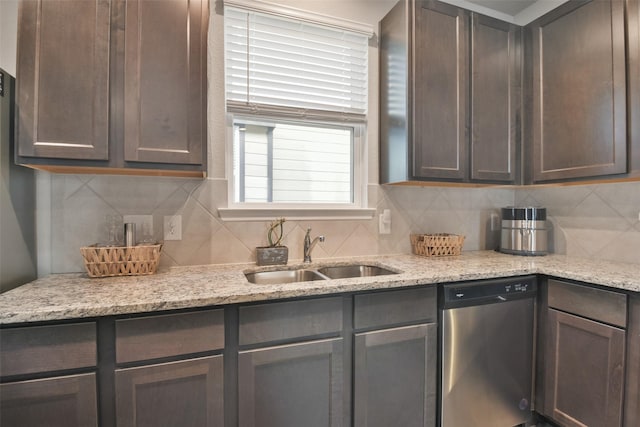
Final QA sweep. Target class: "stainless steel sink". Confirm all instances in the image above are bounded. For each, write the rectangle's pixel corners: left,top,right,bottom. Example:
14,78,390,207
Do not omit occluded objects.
317,264,398,279
245,269,328,285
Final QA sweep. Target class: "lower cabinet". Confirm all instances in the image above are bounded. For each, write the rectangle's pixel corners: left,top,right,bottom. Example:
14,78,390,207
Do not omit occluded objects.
541,279,627,427
625,295,640,426
113,309,225,427
115,356,224,427
354,323,436,427
544,309,625,427
0,322,98,427
353,286,438,427
0,373,98,427
237,297,345,427
238,338,344,427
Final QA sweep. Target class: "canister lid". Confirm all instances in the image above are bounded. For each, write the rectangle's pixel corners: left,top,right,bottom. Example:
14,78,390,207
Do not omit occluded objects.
501,207,546,221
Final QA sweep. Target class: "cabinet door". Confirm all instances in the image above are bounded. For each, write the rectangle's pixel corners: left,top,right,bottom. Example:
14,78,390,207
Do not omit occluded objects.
544,309,625,427
413,0,468,180
238,338,344,427
16,0,110,160
624,295,640,427
0,373,98,427
530,0,627,182
115,355,224,427
123,0,206,165
629,0,640,173
354,323,436,427
470,14,519,183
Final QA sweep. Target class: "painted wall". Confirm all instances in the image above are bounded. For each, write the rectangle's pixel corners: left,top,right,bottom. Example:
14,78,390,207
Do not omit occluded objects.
0,0,19,77
1,70,37,291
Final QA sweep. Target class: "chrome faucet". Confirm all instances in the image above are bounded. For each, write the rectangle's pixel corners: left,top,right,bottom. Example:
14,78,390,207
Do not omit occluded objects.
303,227,325,263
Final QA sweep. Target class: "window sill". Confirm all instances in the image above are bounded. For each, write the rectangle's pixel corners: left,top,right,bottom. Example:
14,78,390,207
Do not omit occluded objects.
218,207,376,222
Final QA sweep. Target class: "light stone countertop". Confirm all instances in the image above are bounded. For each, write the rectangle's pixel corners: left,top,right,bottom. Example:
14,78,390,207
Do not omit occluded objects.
1,251,638,325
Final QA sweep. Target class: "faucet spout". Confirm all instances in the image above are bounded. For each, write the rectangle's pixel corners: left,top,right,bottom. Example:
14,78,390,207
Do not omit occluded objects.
303,228,325,263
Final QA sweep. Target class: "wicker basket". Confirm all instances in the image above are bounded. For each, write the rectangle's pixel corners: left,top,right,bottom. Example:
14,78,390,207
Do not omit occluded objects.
410,233,465,257
80,244,162,278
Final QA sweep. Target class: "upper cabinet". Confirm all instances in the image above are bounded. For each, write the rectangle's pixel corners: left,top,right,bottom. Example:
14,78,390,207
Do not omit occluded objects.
412,1,468,181
381,0,640,186
16,0,111,161
526,0,627,183
380,0,521,185
123,0,206,165
628,0,640,175
15,0,207,176
470,14,520,182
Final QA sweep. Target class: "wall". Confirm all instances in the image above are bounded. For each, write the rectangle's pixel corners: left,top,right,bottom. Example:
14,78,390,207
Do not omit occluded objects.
44,174,513,272
516,181,640,264
0,0,19,76
0,70,37,291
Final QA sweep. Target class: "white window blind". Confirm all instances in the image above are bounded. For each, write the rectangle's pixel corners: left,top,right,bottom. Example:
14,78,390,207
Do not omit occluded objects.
224,6,369,120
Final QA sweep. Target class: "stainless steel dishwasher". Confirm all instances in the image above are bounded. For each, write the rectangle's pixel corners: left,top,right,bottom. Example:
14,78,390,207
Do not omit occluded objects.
440,276,537,427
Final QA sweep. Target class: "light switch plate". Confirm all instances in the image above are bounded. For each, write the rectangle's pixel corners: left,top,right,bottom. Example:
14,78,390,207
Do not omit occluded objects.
379,209,391,234
164,215,182,241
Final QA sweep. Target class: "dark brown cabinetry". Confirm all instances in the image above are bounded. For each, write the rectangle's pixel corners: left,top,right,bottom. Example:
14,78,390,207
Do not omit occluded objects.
380,0,520,184
0,373,99,427
238,339,344,427
16,0,207,176
237,297,346,427
412,0,468,181
625,295,640,426
628,0,640,174
540,279,627,427
0,322,98,427
353,287,437,427
354,324,436,427
123,0,207,165
113,309,225,427
16,0,111,161
527,0,627,182
115,356,223,427
470,15,520,182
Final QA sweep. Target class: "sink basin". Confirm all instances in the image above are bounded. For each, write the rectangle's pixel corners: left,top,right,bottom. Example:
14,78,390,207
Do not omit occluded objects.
245,269,328,285
317,264,398,279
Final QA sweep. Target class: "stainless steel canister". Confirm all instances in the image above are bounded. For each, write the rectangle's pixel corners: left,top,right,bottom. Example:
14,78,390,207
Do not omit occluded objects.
124,223,136,247
499,207,548,256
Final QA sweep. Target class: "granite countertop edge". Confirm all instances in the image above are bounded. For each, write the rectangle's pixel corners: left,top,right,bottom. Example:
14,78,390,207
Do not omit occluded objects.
1,251,638,325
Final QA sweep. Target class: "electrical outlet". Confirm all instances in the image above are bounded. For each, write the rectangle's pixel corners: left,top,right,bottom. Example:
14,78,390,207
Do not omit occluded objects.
164,215,182,241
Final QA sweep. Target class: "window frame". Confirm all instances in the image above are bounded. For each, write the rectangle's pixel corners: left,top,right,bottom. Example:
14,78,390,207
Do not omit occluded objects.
221,1,374,220
222,113,371,220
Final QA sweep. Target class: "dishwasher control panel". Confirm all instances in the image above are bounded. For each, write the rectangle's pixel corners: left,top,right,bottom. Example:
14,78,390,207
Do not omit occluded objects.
443,276,537,308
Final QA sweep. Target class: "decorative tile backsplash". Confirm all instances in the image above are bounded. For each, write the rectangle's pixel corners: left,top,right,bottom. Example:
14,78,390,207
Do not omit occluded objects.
516,181,640,264
43,174,639,273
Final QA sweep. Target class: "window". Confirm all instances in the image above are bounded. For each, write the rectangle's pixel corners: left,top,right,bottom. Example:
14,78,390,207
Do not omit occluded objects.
224,3,370,213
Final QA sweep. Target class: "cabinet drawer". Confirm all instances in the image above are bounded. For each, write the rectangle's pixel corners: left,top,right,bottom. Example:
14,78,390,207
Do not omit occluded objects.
0,322,96,377
239,297,343,346
116,309,224,364
548,279,627,328
354,287,437,330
